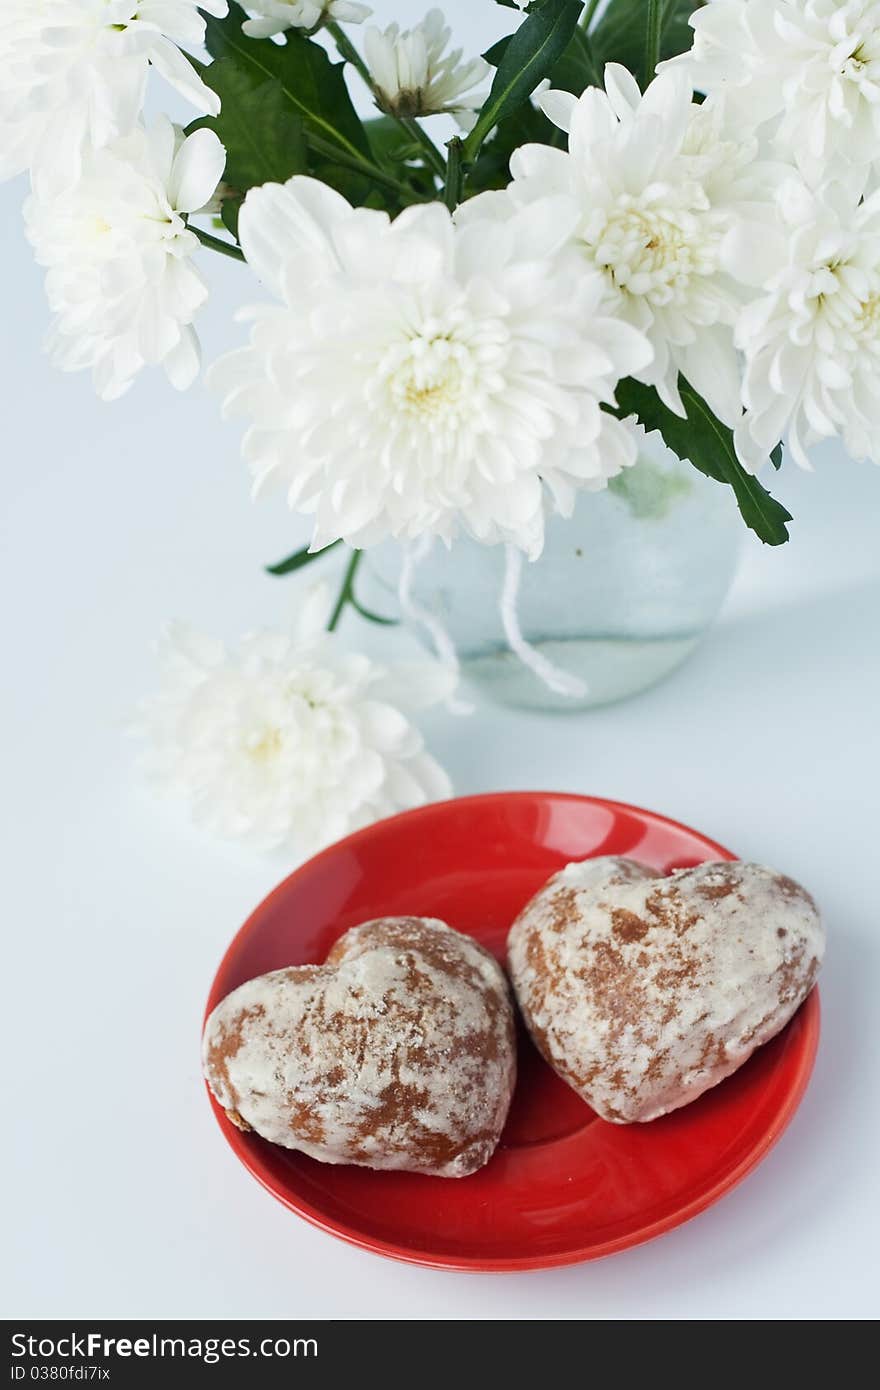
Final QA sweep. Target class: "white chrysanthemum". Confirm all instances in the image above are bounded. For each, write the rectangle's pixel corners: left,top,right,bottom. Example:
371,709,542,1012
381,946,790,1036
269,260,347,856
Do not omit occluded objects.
242,1,371,40
675,0,880,184
0,0,227,188
506,64,781,428
210,175,651,559
363,8,488,118
136,592,453,856
24,120,226,401
735,180,880,470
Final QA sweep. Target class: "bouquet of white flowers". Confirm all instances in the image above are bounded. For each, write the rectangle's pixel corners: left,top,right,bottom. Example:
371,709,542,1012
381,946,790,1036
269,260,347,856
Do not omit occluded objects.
7,0,879,850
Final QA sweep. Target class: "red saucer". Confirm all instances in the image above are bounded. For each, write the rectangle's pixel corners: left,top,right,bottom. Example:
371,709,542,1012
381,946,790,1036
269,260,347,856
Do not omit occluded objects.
204,792,820,1271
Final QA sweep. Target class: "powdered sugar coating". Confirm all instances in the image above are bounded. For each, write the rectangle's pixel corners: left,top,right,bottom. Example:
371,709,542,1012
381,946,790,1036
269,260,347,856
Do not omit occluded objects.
202,916,516,1176
507,858,824,1123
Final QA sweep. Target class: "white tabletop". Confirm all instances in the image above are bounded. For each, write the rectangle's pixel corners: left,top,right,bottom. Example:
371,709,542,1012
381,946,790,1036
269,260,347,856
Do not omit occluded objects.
3,2,879,1322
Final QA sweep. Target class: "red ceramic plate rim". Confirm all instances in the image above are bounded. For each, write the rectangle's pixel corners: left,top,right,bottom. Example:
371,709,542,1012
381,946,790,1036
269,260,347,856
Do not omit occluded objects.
203,792,821,1272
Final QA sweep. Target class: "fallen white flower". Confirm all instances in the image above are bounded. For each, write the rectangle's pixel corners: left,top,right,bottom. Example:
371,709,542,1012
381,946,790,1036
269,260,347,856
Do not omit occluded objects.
135,589,454,857
24,119,226,400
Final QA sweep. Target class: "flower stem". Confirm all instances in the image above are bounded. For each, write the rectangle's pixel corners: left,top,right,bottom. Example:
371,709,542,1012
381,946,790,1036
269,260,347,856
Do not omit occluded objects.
327,19,373,85
190,225,246,262
581,0,603,31
399,118,447,178
328,548,364,632
443,137,464,211
304,132,426,201
644,0,662,88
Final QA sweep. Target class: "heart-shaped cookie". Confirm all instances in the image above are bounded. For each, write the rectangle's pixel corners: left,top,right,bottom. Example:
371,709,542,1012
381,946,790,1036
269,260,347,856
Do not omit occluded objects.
203,916,516,1176
508,858,824,1123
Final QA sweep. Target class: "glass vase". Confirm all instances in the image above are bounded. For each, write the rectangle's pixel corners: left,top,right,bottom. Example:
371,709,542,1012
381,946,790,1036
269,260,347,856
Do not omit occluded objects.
361,434,743,711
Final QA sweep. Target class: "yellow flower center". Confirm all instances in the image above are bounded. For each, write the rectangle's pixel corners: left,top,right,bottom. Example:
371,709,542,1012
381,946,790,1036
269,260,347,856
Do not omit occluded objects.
247,728,284,762
586,197,717,308
388,335,469,419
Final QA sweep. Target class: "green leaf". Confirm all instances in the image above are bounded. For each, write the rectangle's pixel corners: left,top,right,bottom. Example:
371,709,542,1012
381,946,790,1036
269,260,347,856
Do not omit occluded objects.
464,0,584,159
364,115,413,163
220,194,243,240
611,377,793,545
309,160,379,207
189,59,306,193
362,117,437,201
550,25,603,92
486,22,600,95
266,539,342,576
472,14,599,192
472,24,601,188
591,0,705,84
203,2,370,163
467,101,556,193
483,36,512,67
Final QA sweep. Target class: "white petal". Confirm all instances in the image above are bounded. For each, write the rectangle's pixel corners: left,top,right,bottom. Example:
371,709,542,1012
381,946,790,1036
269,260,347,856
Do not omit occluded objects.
677,327,743,430
169,129,226,213
295,582,335,642
508,141,572,190
506,196,582,260
374,660,459,710
148,36,222,116
538,87,579,133
721,219,787,289
239,177,354,298
358,701,412,753
603,63,643,118
164,326,201,391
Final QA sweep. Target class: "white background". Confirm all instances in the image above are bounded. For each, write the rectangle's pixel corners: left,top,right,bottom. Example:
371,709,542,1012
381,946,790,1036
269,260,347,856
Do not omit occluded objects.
2,2,879,1321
